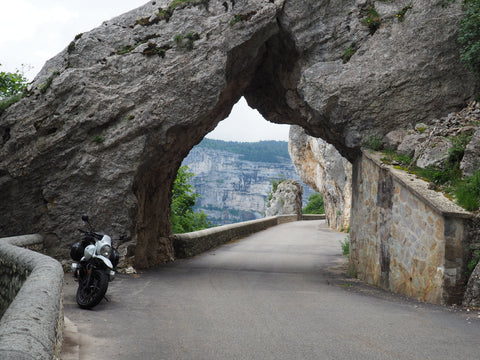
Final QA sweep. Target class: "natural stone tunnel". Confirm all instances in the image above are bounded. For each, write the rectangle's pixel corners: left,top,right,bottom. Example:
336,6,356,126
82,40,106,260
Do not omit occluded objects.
0,0,476,268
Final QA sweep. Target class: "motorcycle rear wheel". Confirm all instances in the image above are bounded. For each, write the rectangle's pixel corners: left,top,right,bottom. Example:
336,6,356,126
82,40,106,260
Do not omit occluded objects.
76,269,109,309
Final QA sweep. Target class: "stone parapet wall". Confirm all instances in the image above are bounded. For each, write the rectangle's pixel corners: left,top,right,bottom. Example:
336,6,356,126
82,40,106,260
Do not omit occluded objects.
172,215,298,258
0,235,64,359
302,214,326,221
350,151,473,305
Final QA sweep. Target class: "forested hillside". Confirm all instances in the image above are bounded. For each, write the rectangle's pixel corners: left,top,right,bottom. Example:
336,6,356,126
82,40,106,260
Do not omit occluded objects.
197,138,290,163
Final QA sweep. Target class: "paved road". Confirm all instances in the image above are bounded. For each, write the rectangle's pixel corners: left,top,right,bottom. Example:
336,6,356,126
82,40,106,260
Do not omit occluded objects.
62,220,480,360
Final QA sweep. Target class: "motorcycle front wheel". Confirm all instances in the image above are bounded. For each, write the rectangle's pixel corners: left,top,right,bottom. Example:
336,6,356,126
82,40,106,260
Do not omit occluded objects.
76,269,109,309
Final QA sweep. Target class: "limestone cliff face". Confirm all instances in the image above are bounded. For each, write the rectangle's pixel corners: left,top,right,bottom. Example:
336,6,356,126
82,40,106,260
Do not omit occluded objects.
182,144,313,225
289,126,352,231
0,0,475,267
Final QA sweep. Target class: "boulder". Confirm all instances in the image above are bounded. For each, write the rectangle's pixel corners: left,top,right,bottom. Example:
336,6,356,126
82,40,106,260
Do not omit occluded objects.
0,0,476,267
416,136,453,169
265,179,303,219
397,132,428,158
384,129,408,151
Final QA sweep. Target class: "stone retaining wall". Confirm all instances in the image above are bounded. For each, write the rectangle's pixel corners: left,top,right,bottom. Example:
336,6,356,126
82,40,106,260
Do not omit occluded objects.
172,215,299,258
350,151,473,305
0,235,64,359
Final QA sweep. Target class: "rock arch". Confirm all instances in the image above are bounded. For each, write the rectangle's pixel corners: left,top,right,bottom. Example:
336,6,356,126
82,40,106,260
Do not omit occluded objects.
0,0,475,267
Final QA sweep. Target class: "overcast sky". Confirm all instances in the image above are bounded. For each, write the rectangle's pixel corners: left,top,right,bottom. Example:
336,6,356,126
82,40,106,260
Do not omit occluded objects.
0,0,289,142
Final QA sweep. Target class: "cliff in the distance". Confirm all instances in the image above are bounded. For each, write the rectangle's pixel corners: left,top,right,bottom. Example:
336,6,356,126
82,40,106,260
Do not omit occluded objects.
182,139,314,225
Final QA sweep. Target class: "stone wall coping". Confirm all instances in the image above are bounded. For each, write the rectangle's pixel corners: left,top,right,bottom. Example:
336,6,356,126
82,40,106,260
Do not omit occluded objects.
302,214,326,220
0,234,64,360
172,215,299,258
363,150,473,219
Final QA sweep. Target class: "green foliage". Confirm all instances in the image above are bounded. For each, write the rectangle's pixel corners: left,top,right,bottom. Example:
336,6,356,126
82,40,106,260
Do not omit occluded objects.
302,193,325,214
458,0,480,79
381,132,480,211
340,235,350,257
174,32,200,50
362,135,384,151
39,71,59,94
455,169,480,210
414,134,471,189
395,5,413,22
381,149,413,166
466,247,480,275
0,93,24,115
266,176,286,203
0,64,28,99
142,43,170,57
449,133,473,163
117,44,138,55
414,164,461,187
362,5,382,35
197,138,291,163
91,135,105,144
169,0,208,11
171,165,211,233
230,14,243,26
135,0,207,27
229,11,257,26
0,64,29,115
342,43,357,64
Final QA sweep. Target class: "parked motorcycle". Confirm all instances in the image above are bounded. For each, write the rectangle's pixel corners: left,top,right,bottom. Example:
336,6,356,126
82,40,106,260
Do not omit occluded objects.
70,215,120,309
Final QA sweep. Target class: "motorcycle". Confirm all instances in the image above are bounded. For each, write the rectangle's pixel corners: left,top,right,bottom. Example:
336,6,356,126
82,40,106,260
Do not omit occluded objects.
70,215,120,309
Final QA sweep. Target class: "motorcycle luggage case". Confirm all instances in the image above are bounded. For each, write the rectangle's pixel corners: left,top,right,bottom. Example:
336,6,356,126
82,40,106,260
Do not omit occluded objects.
70,241,85,261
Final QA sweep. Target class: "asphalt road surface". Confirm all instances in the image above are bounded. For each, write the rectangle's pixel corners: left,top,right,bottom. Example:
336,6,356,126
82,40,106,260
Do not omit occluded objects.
62,220,480,360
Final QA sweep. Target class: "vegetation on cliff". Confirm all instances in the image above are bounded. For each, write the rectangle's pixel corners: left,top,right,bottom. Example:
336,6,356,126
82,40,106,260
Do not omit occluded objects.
458,0,480,84
0,64,28,114
171,166,212,233
302,193,325,215
198,138,290,163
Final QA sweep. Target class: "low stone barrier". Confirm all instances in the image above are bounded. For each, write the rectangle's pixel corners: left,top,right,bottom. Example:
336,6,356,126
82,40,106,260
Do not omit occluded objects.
0,235,64,360
302,214,326,221
172,215,298,258
351,151,473,305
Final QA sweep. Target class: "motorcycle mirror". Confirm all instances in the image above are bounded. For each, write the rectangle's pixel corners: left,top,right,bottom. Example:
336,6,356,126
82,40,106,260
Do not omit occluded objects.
81,214,89,223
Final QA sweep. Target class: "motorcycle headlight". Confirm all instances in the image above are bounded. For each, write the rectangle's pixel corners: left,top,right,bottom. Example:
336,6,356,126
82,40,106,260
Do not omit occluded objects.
100,244,112,257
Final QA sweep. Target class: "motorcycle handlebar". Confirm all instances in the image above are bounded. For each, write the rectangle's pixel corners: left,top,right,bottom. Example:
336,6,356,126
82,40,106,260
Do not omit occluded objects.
77,229,103,240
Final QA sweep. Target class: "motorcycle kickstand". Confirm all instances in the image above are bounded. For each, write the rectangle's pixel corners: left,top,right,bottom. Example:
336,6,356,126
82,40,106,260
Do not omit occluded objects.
104,295,110,302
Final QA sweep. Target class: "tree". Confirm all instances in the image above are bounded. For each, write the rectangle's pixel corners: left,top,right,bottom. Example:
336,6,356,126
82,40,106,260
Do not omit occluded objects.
0,64,29,99
458,0,480,79
302,193,325,214
171,165,212,233
0,64,29,115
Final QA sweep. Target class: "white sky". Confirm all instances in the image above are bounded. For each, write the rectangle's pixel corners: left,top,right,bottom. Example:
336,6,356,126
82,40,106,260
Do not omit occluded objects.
0,0,289,142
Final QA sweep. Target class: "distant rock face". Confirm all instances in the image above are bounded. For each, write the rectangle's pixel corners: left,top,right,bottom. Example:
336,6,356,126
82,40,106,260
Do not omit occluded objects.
182,145,314,225
289,126,352,231
0,0,476,267
265,180,303,218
